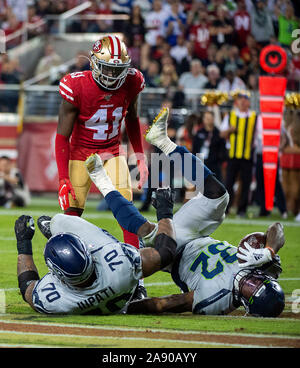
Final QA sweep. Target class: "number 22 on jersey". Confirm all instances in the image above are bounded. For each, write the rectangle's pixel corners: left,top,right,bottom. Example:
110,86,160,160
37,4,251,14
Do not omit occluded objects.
85,106,123,140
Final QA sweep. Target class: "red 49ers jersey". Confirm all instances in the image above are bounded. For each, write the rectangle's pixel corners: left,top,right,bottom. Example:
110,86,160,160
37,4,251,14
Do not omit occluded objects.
59,69,145,160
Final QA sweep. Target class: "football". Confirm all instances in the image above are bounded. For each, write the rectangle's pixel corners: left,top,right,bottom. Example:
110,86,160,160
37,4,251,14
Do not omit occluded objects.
237,232,267,264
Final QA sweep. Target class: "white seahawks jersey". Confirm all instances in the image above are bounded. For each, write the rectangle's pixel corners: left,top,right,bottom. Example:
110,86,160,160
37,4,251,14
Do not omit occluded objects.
32,215,142,315
170,190,240,315
172,237,239,315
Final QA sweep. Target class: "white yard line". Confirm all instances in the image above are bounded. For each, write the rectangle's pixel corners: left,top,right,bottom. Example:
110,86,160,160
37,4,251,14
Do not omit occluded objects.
0,319,299,339
0,330,272,348
1,209,299,227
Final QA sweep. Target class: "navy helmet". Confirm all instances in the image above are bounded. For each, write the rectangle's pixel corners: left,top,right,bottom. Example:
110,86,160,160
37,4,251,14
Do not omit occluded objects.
234,269,285,317
44,233,95,286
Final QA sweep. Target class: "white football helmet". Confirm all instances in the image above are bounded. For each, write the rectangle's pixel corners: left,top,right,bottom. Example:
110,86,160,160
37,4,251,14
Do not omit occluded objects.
90,35,131,90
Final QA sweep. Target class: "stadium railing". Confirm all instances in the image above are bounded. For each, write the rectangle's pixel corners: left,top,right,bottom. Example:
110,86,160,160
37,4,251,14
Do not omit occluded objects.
0,84,260,120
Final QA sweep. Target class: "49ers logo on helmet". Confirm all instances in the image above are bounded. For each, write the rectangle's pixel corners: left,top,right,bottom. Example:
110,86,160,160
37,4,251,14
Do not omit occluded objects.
93,40,102,53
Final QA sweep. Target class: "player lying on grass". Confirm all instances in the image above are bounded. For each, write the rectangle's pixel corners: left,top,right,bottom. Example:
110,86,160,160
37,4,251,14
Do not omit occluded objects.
124,107,285,317
69,108,284,317
14,184,176,315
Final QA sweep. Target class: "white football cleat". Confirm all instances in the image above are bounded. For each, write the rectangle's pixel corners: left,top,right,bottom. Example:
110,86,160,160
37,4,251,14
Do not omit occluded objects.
85,153,104,175
145,107,169,146
84,153,115,197
145,107,177,155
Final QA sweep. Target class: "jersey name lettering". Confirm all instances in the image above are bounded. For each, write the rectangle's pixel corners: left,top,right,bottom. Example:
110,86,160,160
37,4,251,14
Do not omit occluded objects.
77,286,115,310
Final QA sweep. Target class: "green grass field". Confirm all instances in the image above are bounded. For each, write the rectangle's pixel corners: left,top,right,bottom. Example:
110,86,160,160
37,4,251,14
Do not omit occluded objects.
0,196,300,348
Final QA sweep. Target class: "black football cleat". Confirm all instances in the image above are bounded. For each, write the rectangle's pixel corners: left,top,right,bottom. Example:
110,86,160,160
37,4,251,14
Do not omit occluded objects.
37,215,52,239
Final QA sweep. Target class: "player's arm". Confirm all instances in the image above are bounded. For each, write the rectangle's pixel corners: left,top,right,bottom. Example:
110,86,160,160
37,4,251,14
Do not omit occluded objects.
56,99,78,210
14,215,40,311
265,222,285,255
125,96,148,189
139,188,177,277
127,291,194,314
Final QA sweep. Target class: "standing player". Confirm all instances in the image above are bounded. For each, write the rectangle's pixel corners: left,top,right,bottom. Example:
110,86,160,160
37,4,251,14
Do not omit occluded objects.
56,35,148,251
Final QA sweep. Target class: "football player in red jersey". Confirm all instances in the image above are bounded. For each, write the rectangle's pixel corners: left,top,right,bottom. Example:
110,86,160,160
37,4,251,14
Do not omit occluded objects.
55,35,148,253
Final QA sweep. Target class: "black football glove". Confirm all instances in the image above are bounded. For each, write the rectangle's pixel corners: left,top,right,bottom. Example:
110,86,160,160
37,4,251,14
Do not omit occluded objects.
151,187,175,221
15,215,35,255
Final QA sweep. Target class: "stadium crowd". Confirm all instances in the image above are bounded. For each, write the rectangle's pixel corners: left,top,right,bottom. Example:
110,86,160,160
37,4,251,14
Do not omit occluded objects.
0,0,300,90
0,0,299,220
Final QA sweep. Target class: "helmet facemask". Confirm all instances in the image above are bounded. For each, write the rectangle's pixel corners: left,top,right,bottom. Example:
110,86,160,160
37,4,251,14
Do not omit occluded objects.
91,54,130,90
233,269,285,317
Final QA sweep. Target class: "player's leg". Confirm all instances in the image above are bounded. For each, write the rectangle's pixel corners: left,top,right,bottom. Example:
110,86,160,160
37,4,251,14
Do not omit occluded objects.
225,159,240,213
145,107,228,246
67,160,91,216
104,156,140,249
237,159,252,216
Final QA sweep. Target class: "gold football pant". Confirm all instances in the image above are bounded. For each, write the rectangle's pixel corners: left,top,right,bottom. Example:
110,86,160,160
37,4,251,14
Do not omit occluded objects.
68,155,132,209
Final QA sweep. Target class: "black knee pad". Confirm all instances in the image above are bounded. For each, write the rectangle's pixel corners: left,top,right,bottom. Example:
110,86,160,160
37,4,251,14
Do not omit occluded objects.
18,270,40,301
154,233,177,269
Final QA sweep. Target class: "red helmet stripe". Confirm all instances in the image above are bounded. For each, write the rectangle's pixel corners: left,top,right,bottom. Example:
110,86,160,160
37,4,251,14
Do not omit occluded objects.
108,35,115,57
115,36,121,57
108,35,121,59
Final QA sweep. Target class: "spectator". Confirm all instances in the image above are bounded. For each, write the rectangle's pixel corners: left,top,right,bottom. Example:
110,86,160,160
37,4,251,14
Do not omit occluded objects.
128,34,143,69
0,56,20,112
112,0,133,14
217,64,246,92
209,4,234,47
192,110,227,182
280,110,300,221
159,63,179,88
80,0,114,33
220,92,259,217
124,3,145,44
97,0,114,32
143,59,161,87
6,0,28,22
177,113,202,152
0,156,31,208
225,45,245,73
287,50,300,91
246,47,260,75
68,50,90,74
277,3,299,48
27,5,47,39
144,0,167,47
240,34,258,64
178,59,208,100
202,42,218,68
35,0,51,17
163,0,187,47
34,44,62,84
246,73,258,90
233,0,251,49
2,10,23,49
188,8,211,60
204,64,221,89
248,0,275,46
173,39,194,75
170,34,189,66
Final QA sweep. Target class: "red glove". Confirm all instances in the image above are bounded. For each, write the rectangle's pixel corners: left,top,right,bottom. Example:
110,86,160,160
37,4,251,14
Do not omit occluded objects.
137,159,149,190
58,178,76,210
